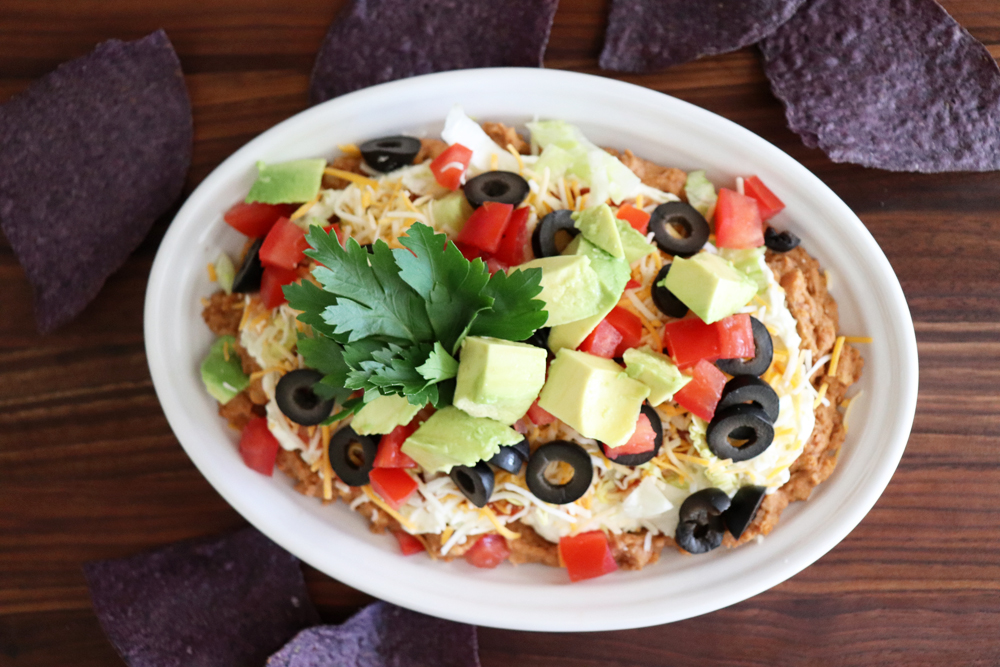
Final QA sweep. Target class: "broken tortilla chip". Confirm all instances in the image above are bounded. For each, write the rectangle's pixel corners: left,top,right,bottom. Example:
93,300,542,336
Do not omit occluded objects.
309,0,560,104
760,0,1000,172
599,0,807,72
84,527,320,667
267,601,480,667
0,29,192,333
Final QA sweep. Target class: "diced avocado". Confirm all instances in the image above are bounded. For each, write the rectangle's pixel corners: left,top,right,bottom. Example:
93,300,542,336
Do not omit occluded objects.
616,219,656,264
431,190,473,235
213,252,235,295
564,236,630,308
351,394,421,436
573,204,624,259
453,336,547,425
664,253,757,324
719,247,768,295
515,255,603,326
623,347,692,405
537,349,650,447
200,335,249,404
400,406,523,473
685,170,717,220
246,158,327,205
547,300,616,354
533,144,573,180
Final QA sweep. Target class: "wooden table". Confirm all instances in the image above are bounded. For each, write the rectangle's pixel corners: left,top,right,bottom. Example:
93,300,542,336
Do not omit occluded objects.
2,1,999,664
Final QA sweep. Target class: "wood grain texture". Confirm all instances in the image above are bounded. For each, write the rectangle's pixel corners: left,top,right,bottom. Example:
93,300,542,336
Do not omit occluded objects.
1,1,999,665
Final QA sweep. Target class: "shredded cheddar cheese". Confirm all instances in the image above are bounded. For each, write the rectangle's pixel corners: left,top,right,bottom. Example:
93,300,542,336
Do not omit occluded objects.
323,167,378,190
291,193,322,221
828,336,846,377
363,486,416,531
814,382,829,408
479,507,521,540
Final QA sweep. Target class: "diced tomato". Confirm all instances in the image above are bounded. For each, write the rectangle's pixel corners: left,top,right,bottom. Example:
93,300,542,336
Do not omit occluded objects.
558,531,618,582
260,217,310,270
662,316,721,369
715,313,755,359
430,143,473,190
322,222,344,246
715,188,764,249
369,467,418,510
453,241,486,263
605,306,643,357
392,530,425,556
527,400,556,426
238,417,280,476
625,278,641,290
455,201,513,254
223,202,296,238
374,423,419,469
743,176,785,221
578,319,623,359
673,359,727,421
493,207,532,266
608,414,657,457
485,257,509,275
616,202,651,234
261,265,299,309
464,534,511,569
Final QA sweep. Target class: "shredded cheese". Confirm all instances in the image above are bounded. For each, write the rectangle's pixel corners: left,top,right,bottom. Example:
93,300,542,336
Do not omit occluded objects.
828,336,846,377
291,193,322,221
207,263,217,282
362,486,416,531
814,382,829,409
844,336,873,344
479,507,521,540
324,167,378,190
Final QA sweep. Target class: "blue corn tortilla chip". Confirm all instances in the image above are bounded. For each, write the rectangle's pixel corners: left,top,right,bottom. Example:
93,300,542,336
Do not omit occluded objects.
599,0,807,72
0,30,192,333
84,527,320,667
760,0,1000,172
310,0,560,104
267,601,480,667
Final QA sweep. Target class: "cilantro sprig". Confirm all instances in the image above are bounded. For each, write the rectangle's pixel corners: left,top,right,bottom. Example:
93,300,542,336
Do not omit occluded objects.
285,223,547,417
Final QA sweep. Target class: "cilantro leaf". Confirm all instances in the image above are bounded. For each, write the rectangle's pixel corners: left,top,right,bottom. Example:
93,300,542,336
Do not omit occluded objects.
284,279,347,343
305,229,433,342
416,341,459,382
296,335,353,403
323,396,365,424
394,224,493,353
468,267,547,341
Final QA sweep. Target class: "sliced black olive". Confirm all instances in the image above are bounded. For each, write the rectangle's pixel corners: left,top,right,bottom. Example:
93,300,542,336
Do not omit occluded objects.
328,426,378,486
358,135,421,173
275,369,336,426
716,316,773,377
525,327,551,351
764,227,801,253
450,461,495,508
361,243,375,254
600,403,664,467
675,488,731,554
706,404,775,462
651,264,689,319
531,209,579,258
525,441,593,505
723,485,767,539
489,438,530,473
464,171,530,209
717,376,780,423
649,202,710,258
232,237,264,293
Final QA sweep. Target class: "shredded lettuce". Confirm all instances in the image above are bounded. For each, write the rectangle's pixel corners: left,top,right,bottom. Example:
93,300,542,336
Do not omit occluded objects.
441,105,519,172
526,120,641,206
684,170,717,221
719,247,768,295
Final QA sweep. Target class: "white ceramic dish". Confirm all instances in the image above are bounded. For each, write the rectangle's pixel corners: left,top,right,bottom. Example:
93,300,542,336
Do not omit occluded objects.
145,68,918,631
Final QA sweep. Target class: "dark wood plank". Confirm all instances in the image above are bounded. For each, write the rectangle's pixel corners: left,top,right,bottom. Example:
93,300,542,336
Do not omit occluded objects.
1,0,999,665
